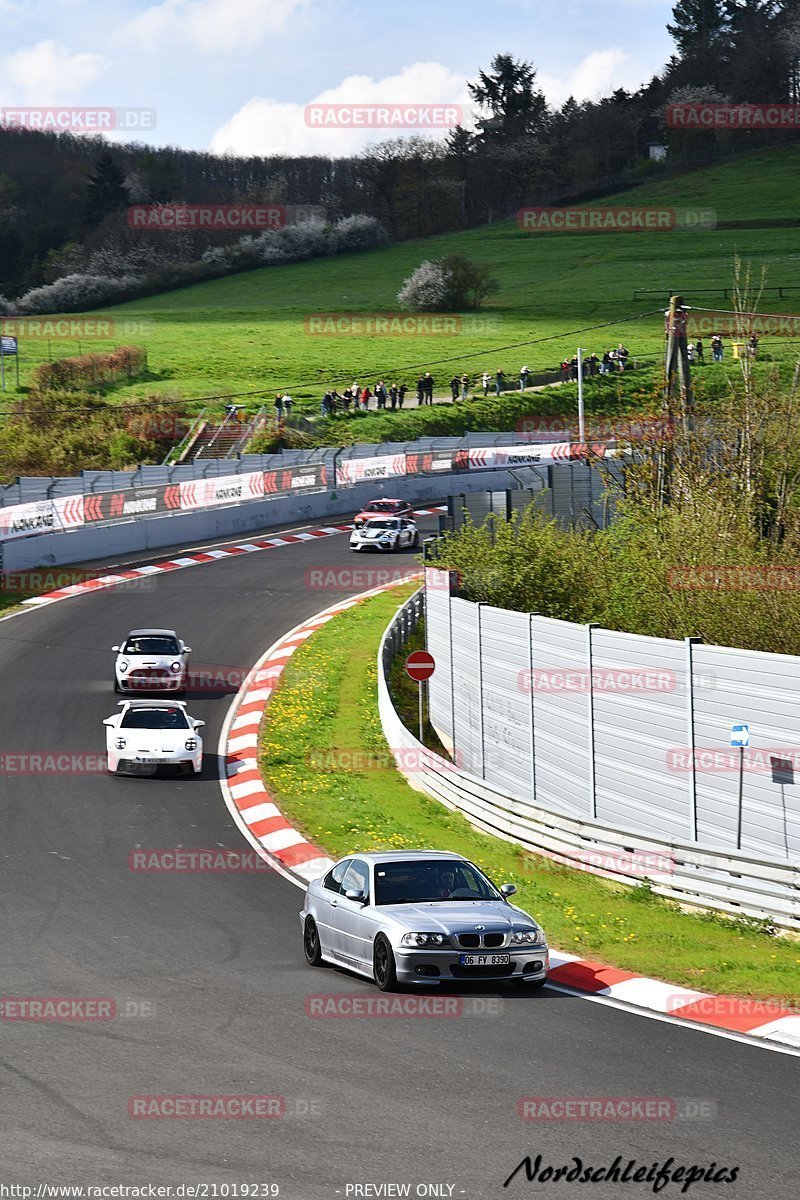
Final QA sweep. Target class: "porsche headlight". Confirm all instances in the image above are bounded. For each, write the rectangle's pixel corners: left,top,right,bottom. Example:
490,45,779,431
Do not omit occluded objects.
114,737,126,750
185,737,198,751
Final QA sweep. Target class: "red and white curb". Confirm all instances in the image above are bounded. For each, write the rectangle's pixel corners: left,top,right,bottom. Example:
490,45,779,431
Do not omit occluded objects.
219,576,422,886
219,581,800,1053
545,951,800,1049
10,506,445,611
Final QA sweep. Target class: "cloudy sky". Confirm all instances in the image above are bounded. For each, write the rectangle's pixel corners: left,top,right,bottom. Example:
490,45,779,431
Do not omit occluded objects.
0,0,677,155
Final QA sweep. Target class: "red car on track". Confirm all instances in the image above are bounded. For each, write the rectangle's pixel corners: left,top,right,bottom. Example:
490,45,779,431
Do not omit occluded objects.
352,498,414,528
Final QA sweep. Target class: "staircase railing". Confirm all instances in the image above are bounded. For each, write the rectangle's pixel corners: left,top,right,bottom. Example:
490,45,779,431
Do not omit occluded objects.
226,405,268,458
162,407,208,465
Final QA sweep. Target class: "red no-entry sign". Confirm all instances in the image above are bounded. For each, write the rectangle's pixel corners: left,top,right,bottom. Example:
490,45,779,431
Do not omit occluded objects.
405,650,435,681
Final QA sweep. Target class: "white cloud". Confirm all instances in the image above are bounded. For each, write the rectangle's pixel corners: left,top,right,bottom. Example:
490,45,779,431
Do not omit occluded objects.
539,48,646,105
210,61,473,157
0,39,106,104
125,0,310,55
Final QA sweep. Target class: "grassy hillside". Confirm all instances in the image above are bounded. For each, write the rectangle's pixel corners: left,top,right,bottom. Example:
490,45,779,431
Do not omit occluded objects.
9,145,800,415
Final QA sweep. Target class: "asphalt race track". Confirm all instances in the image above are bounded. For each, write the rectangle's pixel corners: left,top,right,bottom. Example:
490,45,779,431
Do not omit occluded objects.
0,514,796,1199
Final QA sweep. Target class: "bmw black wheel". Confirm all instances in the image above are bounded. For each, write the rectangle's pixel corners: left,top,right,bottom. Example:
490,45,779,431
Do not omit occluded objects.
303,917,324,967
373,935,399,992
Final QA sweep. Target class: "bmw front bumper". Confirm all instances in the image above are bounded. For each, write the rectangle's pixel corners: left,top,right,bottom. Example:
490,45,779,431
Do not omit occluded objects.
394,944,549,986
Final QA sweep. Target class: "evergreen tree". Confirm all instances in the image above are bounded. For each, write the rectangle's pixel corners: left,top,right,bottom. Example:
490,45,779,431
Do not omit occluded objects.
667,0,731,88
85,150,129,228
468,54,549,143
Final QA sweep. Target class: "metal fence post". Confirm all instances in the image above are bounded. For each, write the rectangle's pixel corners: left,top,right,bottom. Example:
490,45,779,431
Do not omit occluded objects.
685,636,702,841
587,623,599,819
477,602,486,779
528,612,537,805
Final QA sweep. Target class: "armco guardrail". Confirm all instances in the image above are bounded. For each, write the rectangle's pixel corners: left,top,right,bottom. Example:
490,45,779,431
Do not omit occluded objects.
0,435,617,543
378,591,800,931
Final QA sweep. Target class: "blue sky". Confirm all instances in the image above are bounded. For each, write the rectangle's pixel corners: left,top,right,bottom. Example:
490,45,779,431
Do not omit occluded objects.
0,0,677,154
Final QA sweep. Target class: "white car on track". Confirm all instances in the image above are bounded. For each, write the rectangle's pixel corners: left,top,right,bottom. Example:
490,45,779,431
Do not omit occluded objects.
349,516,419,552
112,628,192,694
104,700,204,776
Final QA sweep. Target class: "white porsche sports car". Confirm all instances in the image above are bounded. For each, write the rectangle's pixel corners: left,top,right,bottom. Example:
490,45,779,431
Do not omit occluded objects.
104,700,204,775
112,628,192,693
349,516,419,552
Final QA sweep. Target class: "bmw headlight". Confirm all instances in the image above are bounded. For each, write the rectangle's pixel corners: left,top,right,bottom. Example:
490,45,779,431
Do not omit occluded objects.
511,928,541,945
114,737,126,750
400,932,449,948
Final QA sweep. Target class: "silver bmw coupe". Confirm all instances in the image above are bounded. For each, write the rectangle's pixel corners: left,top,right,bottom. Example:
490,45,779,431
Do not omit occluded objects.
300,850,549,992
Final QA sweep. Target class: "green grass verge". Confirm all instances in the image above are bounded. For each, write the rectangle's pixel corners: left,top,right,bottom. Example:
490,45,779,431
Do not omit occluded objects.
259,584,800,1002
7,145,800,415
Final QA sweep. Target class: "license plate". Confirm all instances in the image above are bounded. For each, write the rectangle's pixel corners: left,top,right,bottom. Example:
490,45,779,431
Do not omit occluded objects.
137,757,167,764
459,953,510,967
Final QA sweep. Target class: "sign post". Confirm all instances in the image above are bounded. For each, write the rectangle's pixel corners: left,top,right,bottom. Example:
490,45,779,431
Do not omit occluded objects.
405,650,436,743
730,723,749,849
576,347,587,442
1,334,19,392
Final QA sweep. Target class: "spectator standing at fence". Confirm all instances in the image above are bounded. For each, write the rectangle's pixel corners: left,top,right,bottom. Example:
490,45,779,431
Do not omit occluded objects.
519,365,530,390
495,368,505,396
748,334,759,359
341,386,352,412
588,353,599,376
600,351,611,374
695,339,705,364
687,343,696,364
560,359,570,382
360,385,372,410
711,334,723,362
274,392,284,423
570,355,579,381
424,372,434,404
376,381,387,409
617,343,629,371
389,384,398,410
450,375,460,401
282,394,292,420
416,376,425,405
482,371,491,396
460,373,470,400
398,383,407,408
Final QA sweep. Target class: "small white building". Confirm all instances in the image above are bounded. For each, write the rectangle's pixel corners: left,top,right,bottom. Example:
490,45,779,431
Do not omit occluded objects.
649,142,668,162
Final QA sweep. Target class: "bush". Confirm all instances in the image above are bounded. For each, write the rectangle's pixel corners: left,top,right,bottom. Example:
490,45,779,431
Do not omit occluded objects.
16,273,140,315
331,214,388,252
31,345,148,391
397,260,451,311
398,255,499,311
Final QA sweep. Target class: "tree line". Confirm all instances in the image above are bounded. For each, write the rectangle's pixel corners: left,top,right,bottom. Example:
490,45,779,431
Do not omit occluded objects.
1,1,799,299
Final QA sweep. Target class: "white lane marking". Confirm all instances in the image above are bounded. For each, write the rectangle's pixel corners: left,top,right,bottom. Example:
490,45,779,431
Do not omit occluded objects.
544,982,800,1058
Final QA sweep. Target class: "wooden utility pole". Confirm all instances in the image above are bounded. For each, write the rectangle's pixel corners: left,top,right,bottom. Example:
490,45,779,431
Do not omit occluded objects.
664,293,693,434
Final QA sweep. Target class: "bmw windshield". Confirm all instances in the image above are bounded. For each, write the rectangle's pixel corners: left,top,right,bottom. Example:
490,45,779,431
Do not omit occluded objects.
374,860,502,905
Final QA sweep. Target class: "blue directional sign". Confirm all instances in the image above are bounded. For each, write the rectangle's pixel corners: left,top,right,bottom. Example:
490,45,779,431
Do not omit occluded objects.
730,723,750,748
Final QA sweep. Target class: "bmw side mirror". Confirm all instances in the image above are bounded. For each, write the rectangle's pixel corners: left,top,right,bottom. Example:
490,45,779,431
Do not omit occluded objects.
500,883,517,898
344,888,367,904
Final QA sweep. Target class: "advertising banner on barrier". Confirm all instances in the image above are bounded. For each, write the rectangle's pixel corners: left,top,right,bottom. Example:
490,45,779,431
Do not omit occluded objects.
264,464,328,495
336,454,407,486
83,487,168,524
460,442,611,469
179,473,256,510
0,496,86,540
405,450,457,476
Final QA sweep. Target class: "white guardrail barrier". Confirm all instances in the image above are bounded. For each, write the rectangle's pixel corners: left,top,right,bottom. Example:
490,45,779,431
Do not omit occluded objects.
378,591,800,931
